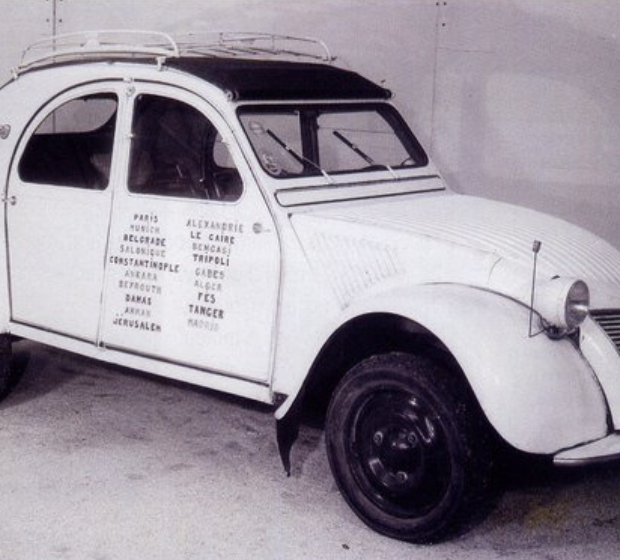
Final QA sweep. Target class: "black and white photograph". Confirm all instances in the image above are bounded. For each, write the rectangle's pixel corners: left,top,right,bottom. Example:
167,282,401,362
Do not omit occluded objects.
1,1,620,558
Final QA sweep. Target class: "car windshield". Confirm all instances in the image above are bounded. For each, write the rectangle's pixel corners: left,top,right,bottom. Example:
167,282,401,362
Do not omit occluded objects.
238,103,427,179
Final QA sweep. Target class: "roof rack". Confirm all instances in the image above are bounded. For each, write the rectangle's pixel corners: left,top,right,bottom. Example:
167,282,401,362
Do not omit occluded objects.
175,32,335,63
14,29,336,77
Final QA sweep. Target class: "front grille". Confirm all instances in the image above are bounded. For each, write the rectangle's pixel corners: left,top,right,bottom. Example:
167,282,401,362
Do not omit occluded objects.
590,309,620,350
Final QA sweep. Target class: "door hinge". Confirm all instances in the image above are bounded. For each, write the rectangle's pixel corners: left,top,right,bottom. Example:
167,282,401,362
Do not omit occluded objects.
1,195,16,206
124,77,136,98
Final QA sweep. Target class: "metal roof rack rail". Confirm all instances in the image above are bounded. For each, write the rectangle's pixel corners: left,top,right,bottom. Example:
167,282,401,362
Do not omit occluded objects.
174,32,336,63
15,30,179,76
13,30,336,78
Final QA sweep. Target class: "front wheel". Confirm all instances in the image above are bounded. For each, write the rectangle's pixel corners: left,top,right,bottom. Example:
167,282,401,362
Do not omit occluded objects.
325,353,493,543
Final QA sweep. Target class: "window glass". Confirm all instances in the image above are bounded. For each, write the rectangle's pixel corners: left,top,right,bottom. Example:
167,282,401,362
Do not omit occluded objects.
19,94,117,189
239,104,427,179
128,95,242,202
317,111,413,172
239,112,304,177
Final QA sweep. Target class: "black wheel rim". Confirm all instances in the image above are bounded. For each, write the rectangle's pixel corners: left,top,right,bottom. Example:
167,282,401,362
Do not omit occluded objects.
347,389,453,519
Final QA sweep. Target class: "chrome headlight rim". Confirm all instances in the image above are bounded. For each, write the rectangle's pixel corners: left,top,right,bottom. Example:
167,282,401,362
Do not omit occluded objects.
536,277,590,334
564,279,590,330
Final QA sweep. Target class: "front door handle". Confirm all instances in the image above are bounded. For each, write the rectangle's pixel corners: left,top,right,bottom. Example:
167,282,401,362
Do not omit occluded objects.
253,222,272,234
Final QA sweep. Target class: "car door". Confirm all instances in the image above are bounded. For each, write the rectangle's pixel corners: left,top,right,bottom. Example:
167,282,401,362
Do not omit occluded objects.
100,84,280,383
6,85,122,341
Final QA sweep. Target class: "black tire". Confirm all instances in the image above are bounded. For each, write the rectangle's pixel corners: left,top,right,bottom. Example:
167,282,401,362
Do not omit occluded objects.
0,334,14,401
325,352,493,543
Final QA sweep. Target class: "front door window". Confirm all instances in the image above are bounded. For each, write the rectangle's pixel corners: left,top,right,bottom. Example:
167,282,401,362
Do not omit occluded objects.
128,94,242,202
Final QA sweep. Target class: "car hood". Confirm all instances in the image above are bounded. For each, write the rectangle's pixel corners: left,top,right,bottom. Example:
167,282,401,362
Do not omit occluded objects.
290,192,620,309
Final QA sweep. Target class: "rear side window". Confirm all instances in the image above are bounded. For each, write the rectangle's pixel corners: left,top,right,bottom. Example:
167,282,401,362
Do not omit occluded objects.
19,94,117,189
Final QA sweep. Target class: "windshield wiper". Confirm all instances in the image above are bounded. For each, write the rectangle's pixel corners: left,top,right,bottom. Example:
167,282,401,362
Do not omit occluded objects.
266,128,334,183
332,130,398,178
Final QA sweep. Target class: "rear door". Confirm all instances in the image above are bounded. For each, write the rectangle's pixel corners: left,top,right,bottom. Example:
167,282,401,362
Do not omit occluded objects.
6,85,121,341
100,84,280,383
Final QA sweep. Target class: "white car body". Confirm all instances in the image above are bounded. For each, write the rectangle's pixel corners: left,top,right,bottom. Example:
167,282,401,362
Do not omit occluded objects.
2,31,620,541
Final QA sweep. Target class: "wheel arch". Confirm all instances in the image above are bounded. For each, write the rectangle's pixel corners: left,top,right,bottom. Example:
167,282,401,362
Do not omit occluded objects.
299,312,467,423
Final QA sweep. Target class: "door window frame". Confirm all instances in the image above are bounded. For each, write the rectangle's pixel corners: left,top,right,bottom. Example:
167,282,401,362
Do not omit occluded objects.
12,82,127,195
120,84,250,206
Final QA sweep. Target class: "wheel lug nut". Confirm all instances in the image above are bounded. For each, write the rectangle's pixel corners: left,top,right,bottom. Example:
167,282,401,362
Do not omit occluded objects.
407,432,417,445
373,432,383,445
397,471,408,483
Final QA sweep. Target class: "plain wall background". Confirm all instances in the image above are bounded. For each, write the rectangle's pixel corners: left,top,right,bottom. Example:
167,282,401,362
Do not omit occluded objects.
1,0,619,248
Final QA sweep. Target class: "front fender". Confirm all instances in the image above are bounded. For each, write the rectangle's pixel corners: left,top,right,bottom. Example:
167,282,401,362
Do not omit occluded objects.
277,283,609,455
360,284,609,454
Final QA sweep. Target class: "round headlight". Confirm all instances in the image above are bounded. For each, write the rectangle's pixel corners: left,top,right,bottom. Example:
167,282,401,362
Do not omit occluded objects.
535,278,590,331
565,280,590,329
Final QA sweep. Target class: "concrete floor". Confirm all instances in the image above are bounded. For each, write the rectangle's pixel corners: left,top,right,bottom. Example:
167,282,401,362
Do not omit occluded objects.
1,341,620,560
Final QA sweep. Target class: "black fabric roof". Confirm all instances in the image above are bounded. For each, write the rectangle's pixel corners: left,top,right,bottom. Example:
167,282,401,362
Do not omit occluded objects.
166,58,392,101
